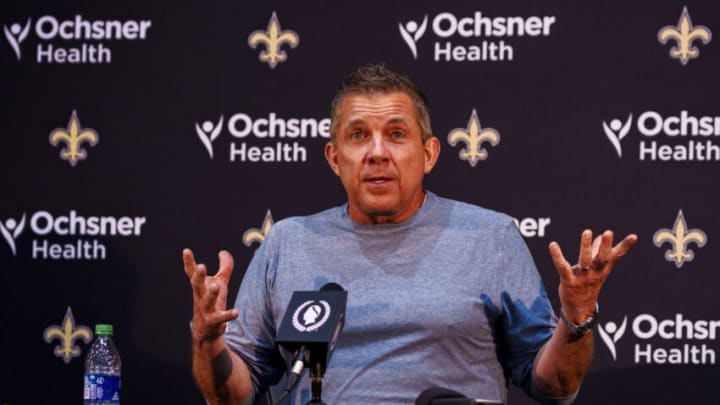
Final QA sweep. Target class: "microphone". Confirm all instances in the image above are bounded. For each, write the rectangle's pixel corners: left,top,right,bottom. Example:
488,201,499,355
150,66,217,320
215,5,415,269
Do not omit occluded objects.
276,282,347,393
416,388,503,405
416,387,465,405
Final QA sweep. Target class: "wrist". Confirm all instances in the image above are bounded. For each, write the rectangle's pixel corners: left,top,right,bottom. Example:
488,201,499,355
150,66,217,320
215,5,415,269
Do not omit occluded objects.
559,303,599,336
190,320,225,346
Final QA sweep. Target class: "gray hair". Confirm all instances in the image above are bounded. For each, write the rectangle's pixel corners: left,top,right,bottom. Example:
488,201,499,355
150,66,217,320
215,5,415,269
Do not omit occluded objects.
329,63,433,142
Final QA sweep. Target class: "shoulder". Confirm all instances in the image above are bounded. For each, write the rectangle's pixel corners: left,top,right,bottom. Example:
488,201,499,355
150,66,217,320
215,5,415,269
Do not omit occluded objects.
431,193,515,230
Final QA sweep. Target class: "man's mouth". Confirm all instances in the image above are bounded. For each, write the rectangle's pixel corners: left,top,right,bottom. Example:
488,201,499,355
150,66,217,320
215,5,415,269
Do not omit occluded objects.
366,176,393,183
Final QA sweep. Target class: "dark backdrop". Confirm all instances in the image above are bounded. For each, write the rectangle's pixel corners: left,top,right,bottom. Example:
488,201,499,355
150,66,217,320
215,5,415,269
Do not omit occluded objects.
1,1,718,403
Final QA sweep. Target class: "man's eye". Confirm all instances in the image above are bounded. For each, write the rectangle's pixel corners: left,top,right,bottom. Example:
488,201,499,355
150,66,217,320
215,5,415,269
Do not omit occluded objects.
350,131,364,140
391,131,405,140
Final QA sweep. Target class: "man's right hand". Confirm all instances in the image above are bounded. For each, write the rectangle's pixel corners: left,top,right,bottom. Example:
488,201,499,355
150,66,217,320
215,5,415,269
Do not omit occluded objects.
183,249,252,404
183,249,240,343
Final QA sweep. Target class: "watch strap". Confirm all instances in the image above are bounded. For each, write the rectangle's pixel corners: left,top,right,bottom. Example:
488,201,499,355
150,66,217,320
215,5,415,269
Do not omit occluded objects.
559,303,599,336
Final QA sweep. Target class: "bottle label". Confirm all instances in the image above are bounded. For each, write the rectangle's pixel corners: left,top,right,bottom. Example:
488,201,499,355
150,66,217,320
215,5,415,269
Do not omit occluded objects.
84,373,120,401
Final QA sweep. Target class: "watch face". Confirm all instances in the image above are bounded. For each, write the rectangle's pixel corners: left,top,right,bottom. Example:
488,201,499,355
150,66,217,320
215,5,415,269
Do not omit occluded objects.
577,319,595,334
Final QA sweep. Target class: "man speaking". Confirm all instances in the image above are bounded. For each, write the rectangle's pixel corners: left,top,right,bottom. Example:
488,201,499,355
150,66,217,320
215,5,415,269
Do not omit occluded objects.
182,64,636,404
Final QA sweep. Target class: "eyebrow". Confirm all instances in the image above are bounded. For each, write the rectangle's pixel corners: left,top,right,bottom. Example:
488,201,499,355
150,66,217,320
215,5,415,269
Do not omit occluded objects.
345,116,410,128
386,117,410,126
346,118,366,129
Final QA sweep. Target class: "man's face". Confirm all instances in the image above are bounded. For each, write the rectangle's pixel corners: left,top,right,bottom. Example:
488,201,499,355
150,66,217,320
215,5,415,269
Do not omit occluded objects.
325,91,440,224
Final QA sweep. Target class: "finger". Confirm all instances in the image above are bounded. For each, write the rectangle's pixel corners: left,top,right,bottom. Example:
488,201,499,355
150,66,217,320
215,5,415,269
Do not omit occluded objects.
203,280,221,311
183,248,198,279
592,231,614,269
216,250,235,284
610,234,638,264
591,235,603,257
549,241,573,279
578,229,593,267
215,308,240,324
191,263,208,296
204,309,240,333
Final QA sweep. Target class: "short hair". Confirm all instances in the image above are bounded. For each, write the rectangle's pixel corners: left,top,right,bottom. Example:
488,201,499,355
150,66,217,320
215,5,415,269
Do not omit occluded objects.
329,63,433,142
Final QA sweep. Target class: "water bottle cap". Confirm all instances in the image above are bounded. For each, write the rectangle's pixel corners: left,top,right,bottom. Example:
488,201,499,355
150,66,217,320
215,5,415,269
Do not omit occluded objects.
95,324,114,335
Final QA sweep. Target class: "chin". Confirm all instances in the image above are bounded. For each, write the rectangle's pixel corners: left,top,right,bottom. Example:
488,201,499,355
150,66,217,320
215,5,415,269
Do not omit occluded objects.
360,198,399,214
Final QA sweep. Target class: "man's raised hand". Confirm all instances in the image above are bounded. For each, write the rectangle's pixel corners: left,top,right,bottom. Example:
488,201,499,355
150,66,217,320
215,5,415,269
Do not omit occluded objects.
549,230,637,324
183,249,239,343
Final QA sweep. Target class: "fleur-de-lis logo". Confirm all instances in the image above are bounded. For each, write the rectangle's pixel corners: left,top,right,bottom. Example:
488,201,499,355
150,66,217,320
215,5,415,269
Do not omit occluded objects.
243,210,274,247
653,210,707,268
598,317,627,361
248,12,299,69
43,307,93,364
447,109,501,167
658,7,712,66
49,110,99,166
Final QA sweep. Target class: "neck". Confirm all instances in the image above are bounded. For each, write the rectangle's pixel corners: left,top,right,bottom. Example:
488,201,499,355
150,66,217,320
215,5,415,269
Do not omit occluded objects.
349,192,428,225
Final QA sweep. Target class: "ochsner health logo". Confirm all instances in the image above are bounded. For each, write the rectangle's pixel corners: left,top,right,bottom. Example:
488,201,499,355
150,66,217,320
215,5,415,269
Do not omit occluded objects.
602,114,632,158
0,213,27,256
3,19,31,60
603,111,720,162
598,317,628,360
599,313,718,365
399,16,428,59
2,15,152,64
195,115,224,159
194,112,330,163
398,11,556,62
1,210,147,260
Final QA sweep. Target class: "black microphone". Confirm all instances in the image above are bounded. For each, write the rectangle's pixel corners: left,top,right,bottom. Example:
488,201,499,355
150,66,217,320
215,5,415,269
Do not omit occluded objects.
276,282,347,393
416,387,465,405
416,388,503,405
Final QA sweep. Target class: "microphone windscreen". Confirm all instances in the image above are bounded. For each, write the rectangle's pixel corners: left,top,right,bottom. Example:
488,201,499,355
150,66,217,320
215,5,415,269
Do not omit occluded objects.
320,282,344,291
415,387,466,405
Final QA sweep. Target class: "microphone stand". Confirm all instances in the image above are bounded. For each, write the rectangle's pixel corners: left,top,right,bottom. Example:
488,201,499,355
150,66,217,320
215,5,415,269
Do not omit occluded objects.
306,363,326,405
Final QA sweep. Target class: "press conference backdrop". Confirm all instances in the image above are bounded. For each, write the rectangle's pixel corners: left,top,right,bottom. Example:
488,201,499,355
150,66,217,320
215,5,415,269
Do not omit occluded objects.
1,0,718,403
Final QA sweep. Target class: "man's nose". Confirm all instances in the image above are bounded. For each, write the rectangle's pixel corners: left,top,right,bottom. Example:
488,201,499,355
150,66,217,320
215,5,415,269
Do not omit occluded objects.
366,132,389,163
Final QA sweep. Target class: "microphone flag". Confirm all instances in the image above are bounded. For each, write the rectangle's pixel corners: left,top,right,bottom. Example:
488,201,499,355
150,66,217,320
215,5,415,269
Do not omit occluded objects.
276,288,347,378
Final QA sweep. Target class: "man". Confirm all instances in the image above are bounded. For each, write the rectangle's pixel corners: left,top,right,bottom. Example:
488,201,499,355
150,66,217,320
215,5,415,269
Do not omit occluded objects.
183,64,636,404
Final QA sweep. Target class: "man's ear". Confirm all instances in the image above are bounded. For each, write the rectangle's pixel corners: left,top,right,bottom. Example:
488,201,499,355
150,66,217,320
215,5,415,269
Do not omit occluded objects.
325,141,340,176
423,136,441,174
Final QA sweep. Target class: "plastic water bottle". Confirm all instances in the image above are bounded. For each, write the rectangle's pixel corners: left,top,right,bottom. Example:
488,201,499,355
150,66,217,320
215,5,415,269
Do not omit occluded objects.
84,324,121,404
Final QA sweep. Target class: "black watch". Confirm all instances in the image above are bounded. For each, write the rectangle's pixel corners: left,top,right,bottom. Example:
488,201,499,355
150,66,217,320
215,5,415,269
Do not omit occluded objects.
559,303,599,336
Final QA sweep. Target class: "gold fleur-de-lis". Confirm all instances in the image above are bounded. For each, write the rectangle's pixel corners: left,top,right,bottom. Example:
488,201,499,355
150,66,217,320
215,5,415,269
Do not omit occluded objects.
49,110,99,166
447,109,500,167
43,307,93,364
243,210,274,247
658,7,712,66
653,210,707,268
248,12,299,69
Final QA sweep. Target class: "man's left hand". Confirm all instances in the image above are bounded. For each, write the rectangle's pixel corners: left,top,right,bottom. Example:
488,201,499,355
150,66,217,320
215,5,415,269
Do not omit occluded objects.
549,230,637,325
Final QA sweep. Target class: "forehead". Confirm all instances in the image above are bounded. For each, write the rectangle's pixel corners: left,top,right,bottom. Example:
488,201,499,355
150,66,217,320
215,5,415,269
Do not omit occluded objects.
337,91,418,126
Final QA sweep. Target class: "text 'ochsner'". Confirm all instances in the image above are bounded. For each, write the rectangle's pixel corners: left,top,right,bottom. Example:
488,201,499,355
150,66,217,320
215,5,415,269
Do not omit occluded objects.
637,111,720,162
13,15,152,64
27,210,147,260
606,313,720,365
404,11,556,62
198,113,330,163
